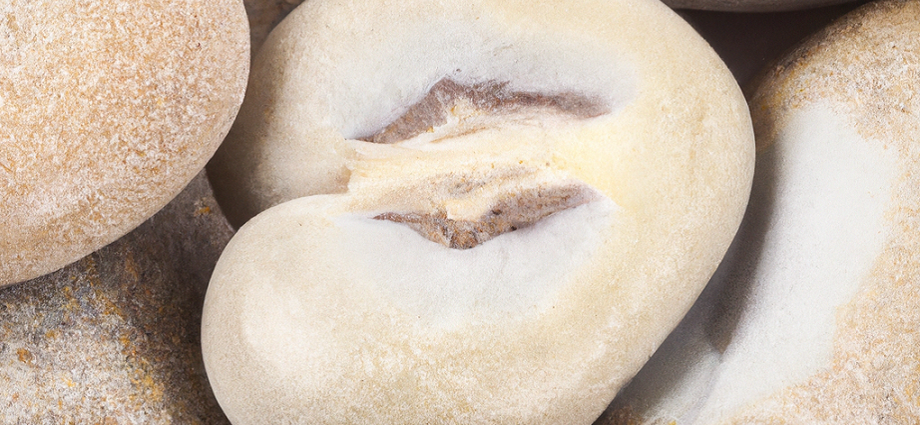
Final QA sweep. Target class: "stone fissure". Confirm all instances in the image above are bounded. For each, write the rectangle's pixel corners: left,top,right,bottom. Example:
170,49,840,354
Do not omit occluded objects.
374,183,596,249
359,79,608,145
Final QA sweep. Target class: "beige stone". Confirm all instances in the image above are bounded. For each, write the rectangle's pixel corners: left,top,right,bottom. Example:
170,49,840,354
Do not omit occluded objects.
0,0,249,286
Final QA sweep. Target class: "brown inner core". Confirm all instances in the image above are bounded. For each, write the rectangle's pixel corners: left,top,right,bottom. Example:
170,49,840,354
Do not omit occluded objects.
374,184,595,249
359,79,608,144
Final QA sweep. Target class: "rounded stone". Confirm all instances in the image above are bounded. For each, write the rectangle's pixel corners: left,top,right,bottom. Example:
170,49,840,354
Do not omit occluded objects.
202,0,755,423
0,0,249,286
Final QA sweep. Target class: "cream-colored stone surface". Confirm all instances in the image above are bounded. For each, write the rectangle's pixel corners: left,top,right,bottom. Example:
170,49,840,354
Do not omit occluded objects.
0,0,249,286
202,0,755,423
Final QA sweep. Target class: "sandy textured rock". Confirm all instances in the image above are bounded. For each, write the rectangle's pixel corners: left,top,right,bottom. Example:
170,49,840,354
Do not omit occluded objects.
602,1,920,423
0,0,249,286
0,172,233,424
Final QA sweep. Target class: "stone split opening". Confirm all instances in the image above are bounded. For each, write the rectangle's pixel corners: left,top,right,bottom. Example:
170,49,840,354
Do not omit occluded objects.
359,78,609,145
374,183,596,249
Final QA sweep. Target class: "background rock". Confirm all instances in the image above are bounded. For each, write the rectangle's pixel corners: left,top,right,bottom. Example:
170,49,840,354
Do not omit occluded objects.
676,2,866,86
662,0,859,13
0,2,302,421
243,0,305,55
600,1,920,423
0,172,233,424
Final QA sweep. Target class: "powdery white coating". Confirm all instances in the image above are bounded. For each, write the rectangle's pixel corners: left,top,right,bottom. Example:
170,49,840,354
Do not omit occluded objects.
0,0,250,285
207,195,618,424
694,104,895,423
339,200,615,329
604,1,920,423
320,17,629,142
609,103,896,424
202,0,755,423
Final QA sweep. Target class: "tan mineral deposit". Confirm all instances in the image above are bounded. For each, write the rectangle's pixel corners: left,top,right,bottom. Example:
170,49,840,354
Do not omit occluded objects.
0,0,249,286
0,173,234,424
202,0,755,423
603,0,920,423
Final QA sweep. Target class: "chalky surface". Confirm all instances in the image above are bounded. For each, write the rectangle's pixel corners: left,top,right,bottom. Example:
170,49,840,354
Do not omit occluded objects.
600,1,920,423
0,173,233,424
721,1,920,421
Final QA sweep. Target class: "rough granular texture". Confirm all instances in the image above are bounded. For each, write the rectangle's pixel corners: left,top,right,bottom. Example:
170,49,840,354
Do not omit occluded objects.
0,0,249,285
0,172,234,424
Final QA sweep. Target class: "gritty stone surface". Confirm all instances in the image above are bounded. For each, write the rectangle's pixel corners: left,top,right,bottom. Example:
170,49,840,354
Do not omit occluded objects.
0,1,304,419
0,0,249,286
0,172,234,424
